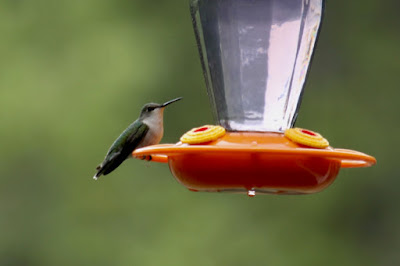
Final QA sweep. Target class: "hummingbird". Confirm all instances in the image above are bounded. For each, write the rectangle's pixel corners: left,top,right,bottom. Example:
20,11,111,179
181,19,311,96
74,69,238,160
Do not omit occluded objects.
93,97,182,180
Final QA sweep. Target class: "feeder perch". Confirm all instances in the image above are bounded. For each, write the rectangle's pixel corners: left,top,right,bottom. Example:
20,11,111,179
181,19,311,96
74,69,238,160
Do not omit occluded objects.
133,0,376,195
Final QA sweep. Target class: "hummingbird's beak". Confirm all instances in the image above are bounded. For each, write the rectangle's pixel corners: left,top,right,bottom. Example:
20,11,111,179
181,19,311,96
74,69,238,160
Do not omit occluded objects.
161,97,183,108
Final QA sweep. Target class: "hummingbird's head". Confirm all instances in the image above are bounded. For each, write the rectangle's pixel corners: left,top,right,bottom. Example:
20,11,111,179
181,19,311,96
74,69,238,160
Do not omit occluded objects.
139,97,182,123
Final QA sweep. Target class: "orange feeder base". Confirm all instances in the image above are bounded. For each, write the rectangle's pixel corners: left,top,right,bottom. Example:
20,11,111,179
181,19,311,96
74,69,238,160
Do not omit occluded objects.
133,132,376,195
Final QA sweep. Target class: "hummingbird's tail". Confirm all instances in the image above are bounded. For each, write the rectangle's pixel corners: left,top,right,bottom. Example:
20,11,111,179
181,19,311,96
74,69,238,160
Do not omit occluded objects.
93,173,100,180
93,153,128,180
93,164,103,180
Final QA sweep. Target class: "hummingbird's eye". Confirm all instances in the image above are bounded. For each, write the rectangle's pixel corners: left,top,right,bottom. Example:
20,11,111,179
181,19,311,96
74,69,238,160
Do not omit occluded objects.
147,107,154,112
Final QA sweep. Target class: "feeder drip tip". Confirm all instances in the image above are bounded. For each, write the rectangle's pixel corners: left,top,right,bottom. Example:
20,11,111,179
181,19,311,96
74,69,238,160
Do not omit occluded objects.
248,189,256,197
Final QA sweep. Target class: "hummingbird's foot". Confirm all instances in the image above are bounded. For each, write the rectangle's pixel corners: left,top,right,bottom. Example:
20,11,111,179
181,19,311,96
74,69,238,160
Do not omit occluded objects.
142,155,153,161
133,155,153,161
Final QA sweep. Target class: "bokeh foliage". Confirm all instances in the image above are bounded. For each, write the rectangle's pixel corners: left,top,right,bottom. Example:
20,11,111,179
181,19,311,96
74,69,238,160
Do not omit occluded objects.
1,0,399,265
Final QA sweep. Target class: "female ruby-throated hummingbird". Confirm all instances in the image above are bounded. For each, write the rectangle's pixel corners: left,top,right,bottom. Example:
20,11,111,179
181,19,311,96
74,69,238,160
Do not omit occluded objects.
93,97,182,180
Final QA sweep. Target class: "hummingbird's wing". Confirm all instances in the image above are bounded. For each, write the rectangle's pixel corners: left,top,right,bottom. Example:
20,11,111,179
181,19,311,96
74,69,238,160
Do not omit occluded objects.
95,121,149,178
105,121,149,158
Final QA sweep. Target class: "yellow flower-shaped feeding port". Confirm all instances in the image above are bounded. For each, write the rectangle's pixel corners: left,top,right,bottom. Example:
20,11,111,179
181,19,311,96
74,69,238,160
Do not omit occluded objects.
285,128,329,149
180,125,226,144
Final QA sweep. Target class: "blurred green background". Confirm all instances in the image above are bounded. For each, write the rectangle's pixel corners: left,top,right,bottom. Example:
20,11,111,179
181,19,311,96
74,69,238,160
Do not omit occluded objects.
1,0,399,265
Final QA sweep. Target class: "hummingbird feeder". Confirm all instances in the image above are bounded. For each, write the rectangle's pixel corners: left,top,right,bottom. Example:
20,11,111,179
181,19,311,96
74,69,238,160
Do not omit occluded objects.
133,0,376,196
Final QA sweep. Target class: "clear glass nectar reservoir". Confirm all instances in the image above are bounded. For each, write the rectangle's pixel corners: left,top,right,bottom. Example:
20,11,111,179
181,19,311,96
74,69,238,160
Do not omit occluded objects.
190,0,324,132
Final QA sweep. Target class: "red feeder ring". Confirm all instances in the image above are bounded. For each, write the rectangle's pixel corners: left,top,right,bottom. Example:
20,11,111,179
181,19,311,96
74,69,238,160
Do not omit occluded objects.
133,132,376,195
